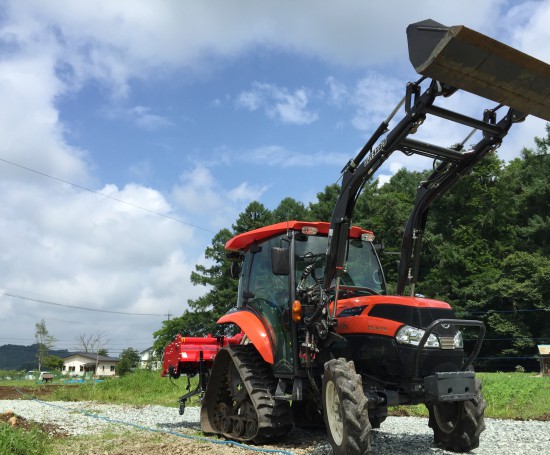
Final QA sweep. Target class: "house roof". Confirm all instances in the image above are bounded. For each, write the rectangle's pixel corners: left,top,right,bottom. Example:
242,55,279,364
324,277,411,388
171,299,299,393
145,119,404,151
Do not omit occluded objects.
62,352,119,362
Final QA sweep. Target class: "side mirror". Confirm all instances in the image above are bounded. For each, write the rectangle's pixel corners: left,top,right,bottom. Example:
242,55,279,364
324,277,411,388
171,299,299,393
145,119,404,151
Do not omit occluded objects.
271,247,290,276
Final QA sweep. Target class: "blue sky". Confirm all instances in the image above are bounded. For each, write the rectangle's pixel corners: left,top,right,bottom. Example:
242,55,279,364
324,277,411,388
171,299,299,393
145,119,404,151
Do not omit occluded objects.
0,0,549,356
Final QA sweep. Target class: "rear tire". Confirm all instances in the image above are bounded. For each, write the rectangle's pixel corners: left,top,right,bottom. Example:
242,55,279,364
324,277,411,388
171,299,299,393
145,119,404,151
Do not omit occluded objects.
427,378,486,452
322,358,371,455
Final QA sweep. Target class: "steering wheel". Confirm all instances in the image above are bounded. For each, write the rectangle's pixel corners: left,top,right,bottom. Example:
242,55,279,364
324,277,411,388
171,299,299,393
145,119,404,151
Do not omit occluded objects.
335,285,380,297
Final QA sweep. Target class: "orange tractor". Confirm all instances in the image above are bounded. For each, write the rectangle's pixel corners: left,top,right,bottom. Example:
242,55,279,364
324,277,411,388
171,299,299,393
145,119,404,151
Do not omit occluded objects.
163,20,550,453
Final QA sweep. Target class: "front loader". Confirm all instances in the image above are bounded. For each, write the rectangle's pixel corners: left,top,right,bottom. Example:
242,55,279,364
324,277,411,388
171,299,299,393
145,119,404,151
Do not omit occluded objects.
163,20,550,454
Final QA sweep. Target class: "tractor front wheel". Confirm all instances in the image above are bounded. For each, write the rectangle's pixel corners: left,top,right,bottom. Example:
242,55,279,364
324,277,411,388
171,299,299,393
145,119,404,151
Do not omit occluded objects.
427,378,486,452
322,358,371,455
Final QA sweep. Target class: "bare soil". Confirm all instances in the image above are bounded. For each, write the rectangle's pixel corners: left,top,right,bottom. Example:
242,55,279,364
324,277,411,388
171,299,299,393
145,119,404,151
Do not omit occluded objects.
0,385,73,400
51,430,322,455
1,410,69,438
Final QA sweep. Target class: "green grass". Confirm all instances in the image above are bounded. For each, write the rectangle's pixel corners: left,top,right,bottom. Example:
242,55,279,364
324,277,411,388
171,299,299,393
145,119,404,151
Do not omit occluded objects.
0,370,548,455
389,372,550,420
2,370,549,419
0,423,52,455
478,372,550,419
47,370,191,407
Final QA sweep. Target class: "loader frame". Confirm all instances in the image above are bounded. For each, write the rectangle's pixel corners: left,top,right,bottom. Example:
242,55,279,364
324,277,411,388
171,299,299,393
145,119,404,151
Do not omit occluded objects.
163,18,550,455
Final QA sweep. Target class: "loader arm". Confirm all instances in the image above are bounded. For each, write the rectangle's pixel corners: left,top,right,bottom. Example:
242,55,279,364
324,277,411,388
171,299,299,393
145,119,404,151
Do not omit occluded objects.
323,19,550,299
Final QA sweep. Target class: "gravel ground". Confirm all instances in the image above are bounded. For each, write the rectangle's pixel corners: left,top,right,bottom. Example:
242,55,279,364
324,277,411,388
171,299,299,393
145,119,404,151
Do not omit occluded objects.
1,399,549,454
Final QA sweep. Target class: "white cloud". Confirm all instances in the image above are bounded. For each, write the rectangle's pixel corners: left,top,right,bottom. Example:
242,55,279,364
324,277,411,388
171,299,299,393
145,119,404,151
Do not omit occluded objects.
1,0,508,98
0,179,206,347
171,166,267,230
352,72,404,131
326,76,349,108
0,53,89,184
128,160,153,180
507,0,550,63
236,90,263,111
236,83,318,125
270,88,318,125
0,0,520,162
0,0,546,351
130,106,173,130
101,105,173,131
237,145,348,169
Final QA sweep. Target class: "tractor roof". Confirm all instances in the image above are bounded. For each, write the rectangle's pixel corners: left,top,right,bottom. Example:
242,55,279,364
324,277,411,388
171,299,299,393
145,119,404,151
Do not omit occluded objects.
225,220,373,252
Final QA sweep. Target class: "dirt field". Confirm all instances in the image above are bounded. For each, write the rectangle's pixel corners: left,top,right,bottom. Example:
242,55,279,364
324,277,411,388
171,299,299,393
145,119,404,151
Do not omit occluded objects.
0,385,68,400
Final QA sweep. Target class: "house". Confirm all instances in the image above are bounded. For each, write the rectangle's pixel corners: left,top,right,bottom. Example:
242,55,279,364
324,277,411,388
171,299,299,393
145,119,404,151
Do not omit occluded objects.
538,345,550,377
62,352,119,377
139,347,161,370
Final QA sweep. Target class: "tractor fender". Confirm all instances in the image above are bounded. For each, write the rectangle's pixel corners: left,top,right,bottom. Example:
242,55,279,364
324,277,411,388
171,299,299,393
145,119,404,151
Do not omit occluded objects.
217,311,274,364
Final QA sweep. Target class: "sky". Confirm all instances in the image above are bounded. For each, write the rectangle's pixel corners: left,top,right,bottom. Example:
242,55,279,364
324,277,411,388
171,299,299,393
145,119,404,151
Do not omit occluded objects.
0,0,549,359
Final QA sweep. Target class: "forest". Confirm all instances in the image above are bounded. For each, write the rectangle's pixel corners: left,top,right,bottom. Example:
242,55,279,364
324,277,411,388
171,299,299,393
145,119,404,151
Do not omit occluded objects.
153,126,550,371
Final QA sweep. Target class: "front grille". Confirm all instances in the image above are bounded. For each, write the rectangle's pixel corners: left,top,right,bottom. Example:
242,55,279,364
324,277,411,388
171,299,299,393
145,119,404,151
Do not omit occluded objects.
439,337,455,350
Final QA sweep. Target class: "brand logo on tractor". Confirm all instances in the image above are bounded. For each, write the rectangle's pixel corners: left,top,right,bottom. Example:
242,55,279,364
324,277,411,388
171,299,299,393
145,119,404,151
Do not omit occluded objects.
368,325,387,332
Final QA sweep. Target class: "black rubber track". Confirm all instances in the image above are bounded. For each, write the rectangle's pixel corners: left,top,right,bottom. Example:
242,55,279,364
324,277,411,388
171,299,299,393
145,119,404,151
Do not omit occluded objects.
322,358,372,455
427,378,487,452
200,344,293,443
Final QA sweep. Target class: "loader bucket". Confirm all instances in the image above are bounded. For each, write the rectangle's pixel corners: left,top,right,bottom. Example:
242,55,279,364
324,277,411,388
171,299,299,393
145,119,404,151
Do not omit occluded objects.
407,19,550,121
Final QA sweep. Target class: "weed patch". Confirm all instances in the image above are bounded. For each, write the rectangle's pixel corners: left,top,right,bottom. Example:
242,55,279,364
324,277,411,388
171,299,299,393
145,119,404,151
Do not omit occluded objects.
0,416,53,455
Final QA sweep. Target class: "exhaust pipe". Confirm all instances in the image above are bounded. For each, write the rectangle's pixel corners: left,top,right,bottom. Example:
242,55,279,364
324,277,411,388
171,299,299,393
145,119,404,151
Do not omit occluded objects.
407,19,550,122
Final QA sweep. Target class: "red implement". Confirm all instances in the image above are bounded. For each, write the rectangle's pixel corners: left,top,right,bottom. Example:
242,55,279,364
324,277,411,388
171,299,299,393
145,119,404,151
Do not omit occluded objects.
162,333,243,377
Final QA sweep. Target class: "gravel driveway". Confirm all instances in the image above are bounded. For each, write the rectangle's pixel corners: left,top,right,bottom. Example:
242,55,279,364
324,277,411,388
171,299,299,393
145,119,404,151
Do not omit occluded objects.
1,399,549,454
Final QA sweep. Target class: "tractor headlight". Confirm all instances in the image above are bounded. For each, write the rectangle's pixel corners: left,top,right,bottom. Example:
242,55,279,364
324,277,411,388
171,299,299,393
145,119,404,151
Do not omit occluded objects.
396,325,440,348
454,330,464,349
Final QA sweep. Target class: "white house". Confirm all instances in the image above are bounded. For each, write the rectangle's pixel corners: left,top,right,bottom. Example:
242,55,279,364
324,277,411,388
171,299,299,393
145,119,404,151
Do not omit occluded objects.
62,352,119,377
139,347,161,370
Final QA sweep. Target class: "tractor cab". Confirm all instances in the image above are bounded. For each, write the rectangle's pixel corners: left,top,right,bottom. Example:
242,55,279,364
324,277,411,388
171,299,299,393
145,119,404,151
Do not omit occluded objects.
226,220,385,376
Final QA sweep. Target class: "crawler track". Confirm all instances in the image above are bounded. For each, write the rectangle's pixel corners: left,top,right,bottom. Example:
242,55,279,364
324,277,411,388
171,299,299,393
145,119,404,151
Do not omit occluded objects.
200,344,293,443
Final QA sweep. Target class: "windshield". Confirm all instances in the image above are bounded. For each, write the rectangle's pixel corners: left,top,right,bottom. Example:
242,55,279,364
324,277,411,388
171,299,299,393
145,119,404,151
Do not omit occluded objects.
294,235,386,294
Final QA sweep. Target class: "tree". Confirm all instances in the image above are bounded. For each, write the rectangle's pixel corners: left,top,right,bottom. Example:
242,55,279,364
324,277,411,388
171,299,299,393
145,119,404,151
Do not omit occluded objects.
308,184,340,222
232,201,273,233
76,332,110,354
35,319,56,372
484,251,550,356
152,229,238,353
150,127,550,371
152,203,274,354
188,228,238,318
75,332,110,378
152,310,220,354
502,129,550,255
117,348,140,376
272,197,309,222
43,355,64,371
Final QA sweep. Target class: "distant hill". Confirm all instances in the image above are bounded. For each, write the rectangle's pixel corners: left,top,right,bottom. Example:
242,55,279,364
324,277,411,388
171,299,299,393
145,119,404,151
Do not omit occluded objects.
0,344,72,371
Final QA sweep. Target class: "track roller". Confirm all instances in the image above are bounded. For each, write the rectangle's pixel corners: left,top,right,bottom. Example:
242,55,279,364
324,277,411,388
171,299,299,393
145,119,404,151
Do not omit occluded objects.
200,344,293,443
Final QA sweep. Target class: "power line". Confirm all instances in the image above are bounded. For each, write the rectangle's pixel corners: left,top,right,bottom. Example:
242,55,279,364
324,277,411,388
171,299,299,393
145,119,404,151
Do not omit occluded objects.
467,337,550,341
463,308,549,315
0,156,215,233
0,291,165,316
